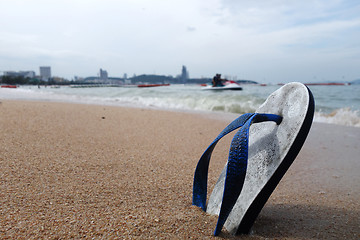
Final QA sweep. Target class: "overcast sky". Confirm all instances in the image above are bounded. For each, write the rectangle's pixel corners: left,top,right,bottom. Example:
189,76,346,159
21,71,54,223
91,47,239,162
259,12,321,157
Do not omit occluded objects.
1,0,359,83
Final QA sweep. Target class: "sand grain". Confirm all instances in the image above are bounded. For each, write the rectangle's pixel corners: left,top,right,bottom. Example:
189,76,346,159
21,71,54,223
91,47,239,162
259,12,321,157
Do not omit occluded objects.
0,101,359,239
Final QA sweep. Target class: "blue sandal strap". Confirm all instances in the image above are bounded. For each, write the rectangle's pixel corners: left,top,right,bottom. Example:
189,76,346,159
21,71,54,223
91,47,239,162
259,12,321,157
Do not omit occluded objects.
214,113,282,236
192,113,255,211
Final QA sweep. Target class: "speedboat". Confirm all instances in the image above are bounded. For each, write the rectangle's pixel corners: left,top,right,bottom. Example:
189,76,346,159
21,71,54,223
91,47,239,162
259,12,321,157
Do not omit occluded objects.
202,81,243,91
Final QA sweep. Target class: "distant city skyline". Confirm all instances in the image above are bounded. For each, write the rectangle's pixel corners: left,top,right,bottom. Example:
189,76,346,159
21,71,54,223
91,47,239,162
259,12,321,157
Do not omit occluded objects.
0,0,359,83
1,64,359,83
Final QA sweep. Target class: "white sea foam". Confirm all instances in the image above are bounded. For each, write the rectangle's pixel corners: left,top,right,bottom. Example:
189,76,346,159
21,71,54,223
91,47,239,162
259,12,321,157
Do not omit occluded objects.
1,84,359,127
314,108,360,127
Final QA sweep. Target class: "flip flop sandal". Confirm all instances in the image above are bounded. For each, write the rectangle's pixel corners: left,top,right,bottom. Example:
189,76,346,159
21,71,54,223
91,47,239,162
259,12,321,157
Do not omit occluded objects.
192,82,315,236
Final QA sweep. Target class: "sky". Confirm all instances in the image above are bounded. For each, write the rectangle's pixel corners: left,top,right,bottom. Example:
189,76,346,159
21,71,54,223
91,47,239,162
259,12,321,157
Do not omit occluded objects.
1,0,359,83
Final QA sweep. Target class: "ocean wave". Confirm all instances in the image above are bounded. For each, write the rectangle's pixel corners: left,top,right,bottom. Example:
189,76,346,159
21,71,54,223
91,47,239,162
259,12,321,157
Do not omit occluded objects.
314,108,360,127
2,86,359,128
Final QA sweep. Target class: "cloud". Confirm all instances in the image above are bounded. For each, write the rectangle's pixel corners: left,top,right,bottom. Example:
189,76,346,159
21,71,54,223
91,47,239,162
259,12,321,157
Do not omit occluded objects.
0,0,359,82
217,0,360,30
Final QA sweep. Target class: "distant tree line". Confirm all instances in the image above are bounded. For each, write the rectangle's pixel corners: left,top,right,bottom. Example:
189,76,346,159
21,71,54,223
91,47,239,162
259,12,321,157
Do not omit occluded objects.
0,76,69,85
1,76,42,85
130,74,213,84
130,74,177,84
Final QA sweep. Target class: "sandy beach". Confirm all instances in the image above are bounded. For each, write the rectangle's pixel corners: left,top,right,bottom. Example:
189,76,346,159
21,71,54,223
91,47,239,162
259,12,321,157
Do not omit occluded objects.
0,100,359,239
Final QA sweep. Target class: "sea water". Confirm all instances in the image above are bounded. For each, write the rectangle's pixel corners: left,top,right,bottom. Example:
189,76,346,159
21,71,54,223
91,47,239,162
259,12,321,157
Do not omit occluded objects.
1,84,359,127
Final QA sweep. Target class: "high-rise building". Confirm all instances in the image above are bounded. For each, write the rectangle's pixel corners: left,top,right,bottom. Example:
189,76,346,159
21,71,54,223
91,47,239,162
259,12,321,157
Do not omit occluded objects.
100,68,108,81
40,66,51,81
181,65,189,83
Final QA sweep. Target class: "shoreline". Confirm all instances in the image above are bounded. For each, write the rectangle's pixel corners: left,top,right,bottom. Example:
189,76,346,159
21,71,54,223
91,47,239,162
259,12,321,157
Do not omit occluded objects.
0,100,359,239
1,86,359,128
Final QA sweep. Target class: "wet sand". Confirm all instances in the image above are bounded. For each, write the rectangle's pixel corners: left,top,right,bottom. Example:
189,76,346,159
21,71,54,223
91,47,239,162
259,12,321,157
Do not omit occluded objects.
0,100,359,239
